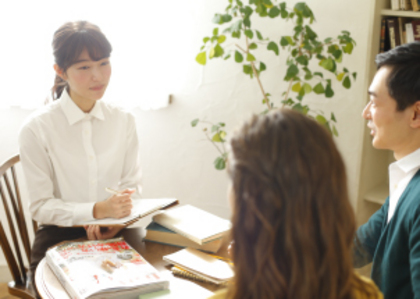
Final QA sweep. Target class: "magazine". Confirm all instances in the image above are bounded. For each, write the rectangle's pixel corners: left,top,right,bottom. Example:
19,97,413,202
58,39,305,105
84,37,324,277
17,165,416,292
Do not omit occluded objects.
46,237,169,299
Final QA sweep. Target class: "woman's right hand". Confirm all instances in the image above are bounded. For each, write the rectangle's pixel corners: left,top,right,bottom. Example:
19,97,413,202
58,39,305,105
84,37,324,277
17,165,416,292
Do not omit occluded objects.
93,189,135,219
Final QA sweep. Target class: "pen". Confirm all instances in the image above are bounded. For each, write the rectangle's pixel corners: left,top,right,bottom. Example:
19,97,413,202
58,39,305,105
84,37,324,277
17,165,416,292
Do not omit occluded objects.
105,187,119,195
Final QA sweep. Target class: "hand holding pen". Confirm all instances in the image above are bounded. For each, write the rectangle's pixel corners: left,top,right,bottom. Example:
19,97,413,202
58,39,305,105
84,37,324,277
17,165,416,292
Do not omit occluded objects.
93,187,135,220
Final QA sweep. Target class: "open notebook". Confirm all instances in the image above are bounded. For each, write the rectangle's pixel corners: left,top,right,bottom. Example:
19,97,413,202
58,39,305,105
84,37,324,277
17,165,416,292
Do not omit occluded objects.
76,198,178,227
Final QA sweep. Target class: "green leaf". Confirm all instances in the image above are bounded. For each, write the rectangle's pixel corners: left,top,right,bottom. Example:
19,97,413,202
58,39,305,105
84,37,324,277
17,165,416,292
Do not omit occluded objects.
213,28,219,36
222,14,233,22
214,156,226,170
336,72,345,81
343,76,351,89
325,84,334,98
249,42,258,49
245,29,254,39
260,62,266,72
292,82,301,92
294,2,312,18
232,31,241,38
285,64,299,80
231,19,243,31
243,64,253,75
313,83,325,94
211,125,219,132
324,37,333,43
316,114,327,125
196,52,207,65
267,41,279,55
352,72,357,80
209,47,215,59
214,44,224,57
256,30,263,40
331,112,337,122
280,2,286,10
212,131,227,142
224,54,231,60
218,35,226,43
203,37,210,43
343,42,354,54
269,6,280,18
212,14,222,24
246,53,256,61
191,118,199,127
235,50,243,63
280,36,289,47
244,17,251,27
332,125,339,137
314,72,323,78
219,122,225,127
296,55,308,66
332,49,342,60
281,9,288,18
319,58,334,71
305,25,317,39
302,83,312,94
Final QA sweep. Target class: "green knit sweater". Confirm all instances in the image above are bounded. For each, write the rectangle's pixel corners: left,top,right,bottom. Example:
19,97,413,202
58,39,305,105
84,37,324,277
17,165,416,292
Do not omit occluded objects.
354,170,420,299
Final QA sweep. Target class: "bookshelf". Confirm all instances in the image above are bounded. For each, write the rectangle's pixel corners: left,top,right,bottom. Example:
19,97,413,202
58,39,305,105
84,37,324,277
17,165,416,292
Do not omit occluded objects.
356,0,420,225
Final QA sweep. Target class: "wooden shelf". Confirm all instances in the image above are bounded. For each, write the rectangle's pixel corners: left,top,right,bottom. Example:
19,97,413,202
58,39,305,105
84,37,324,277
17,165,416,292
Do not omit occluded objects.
364,182,389,205
381,9,420,17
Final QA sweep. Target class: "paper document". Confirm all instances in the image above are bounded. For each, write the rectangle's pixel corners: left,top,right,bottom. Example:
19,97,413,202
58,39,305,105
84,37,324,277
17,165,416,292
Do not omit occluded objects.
80,198,178,227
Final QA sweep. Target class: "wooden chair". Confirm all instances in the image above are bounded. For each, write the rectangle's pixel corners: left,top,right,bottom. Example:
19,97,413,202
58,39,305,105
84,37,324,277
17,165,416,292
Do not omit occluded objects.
0,154,37,298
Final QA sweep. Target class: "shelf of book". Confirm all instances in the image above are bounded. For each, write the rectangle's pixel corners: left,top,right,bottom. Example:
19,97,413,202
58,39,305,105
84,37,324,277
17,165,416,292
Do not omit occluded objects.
381,9,420,17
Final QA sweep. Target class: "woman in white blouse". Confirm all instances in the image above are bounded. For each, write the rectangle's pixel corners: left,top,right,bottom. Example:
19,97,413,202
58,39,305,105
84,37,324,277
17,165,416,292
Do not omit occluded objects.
18,21,141,277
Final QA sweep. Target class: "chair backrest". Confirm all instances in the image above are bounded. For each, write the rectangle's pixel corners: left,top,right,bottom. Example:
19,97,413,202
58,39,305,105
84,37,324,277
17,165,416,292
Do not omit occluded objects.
0,154,37,286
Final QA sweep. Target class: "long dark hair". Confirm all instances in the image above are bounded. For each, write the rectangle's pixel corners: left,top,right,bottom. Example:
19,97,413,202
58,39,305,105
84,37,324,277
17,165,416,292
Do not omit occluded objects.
228,109,379,299
51,21,112,100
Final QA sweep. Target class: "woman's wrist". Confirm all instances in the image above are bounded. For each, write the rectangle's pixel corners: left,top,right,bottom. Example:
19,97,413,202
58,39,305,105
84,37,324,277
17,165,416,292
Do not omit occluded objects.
93,201,108,219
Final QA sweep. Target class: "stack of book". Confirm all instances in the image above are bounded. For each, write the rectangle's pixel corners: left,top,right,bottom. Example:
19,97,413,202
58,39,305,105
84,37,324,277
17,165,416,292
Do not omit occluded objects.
46,237,169,299
379,17,420,52
144,204,231,253
390,0,420,11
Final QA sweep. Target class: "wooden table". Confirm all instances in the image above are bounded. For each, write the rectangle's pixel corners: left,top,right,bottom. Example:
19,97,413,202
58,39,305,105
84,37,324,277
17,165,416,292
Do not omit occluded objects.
35,227,229,298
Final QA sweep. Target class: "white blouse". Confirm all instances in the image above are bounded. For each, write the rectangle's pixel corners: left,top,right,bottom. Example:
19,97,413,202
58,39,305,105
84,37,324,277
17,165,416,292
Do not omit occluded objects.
18,89,141,226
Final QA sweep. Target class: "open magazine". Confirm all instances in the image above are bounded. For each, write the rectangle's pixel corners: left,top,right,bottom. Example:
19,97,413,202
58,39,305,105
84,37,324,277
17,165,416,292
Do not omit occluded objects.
46,237,169,299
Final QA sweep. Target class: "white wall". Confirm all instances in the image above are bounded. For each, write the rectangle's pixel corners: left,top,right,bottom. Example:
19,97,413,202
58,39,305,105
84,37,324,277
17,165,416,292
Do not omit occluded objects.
0,0,371,266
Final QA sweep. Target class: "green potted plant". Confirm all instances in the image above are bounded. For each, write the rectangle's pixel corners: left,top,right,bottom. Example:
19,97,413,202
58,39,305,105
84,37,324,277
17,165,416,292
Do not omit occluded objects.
192,0,357,170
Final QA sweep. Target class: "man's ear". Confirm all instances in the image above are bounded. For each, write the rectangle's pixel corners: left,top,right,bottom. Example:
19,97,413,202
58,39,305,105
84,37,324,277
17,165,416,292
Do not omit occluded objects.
53,64,67,80
411,101,420,129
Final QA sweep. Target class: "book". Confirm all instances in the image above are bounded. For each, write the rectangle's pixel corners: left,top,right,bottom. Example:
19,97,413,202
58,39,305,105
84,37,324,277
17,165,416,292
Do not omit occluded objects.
387,18,400,49
171,266,228,286
391,0,400,10
400,0,412,10
144,222,223,253
163,248,234,285
78,198,178,227
411,0,420,10
413,20,420,41
153,205,231,245
379,18,391,53
406,23,415,43
46,237,169,299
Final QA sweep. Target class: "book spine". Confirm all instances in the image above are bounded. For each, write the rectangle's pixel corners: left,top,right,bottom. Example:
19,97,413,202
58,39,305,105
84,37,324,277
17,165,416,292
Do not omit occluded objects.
379,18,387,53
415,0,420,11
413,20,420,41
387,19,398,49
406,23,415,43
391,0,400,9
171,266,227,286
46,253,83,299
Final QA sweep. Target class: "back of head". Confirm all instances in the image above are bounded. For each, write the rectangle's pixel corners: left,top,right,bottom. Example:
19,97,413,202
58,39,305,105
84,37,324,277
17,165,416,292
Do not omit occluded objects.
51,21,112,100
375,41,420,110
228,109,356,299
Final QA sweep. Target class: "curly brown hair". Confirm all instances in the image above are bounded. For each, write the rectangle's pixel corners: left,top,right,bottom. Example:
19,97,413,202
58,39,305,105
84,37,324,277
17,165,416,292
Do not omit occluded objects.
228,109,379,299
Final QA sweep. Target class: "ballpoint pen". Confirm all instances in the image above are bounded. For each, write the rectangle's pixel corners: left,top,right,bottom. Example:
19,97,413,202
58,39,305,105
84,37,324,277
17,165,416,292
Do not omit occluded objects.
105,187,119,195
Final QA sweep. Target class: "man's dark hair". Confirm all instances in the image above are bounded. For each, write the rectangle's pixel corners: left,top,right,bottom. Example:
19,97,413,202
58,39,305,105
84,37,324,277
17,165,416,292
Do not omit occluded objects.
375,41,420,111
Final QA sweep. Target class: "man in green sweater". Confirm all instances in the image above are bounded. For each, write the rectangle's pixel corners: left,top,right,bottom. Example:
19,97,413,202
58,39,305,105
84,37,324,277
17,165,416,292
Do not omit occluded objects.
354,41,420,299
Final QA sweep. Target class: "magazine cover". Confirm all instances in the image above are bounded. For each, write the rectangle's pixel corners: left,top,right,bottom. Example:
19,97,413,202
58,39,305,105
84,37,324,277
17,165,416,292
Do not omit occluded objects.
46,237,169,299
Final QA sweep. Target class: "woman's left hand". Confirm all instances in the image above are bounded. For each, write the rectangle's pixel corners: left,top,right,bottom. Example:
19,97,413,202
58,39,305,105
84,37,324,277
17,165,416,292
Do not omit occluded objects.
84,225,123,240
